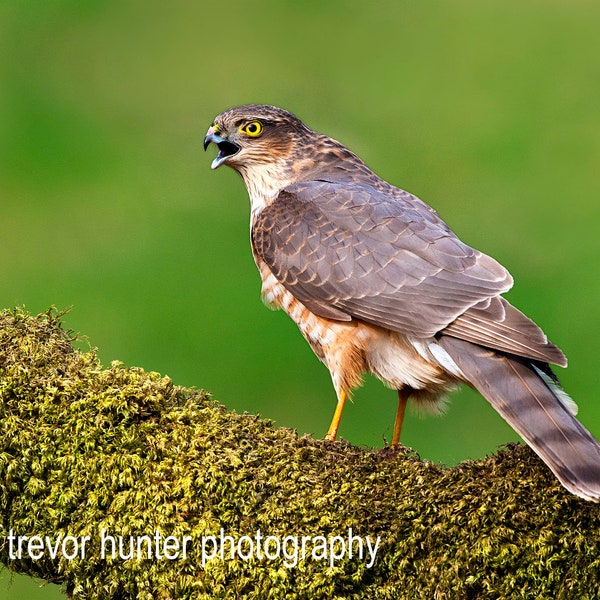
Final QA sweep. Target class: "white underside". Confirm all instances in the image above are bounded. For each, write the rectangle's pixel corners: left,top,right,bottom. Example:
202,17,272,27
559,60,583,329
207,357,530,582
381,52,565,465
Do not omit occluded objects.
366,334,464,390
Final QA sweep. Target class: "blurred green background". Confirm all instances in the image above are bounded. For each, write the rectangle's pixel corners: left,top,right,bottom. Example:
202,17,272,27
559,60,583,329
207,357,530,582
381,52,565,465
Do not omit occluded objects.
1,0,599,597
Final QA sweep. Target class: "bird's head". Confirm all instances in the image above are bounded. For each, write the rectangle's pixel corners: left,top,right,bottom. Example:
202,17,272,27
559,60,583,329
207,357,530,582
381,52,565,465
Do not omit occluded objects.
204,104,311,172
204,104,373,205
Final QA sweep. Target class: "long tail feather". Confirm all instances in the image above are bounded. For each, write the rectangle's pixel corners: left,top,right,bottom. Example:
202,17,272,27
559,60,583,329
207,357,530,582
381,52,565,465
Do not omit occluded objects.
439,336,600,501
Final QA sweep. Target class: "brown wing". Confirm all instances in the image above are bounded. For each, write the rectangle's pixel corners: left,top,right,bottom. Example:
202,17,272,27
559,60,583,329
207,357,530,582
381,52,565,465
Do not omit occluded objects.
252,180,510,334
252,180,566,366
444,296,567,366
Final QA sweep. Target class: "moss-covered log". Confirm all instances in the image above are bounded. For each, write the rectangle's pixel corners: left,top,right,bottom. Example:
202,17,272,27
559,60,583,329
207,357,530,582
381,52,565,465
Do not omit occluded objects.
0,308,599,599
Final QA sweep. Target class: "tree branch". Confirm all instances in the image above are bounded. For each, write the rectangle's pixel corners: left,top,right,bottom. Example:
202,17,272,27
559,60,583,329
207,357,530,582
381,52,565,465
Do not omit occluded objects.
0,308,598,599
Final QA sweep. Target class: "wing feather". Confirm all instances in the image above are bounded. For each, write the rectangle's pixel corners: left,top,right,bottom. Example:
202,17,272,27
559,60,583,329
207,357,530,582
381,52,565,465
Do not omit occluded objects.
443,297,567,366
252,180,509,335
252,179,564,365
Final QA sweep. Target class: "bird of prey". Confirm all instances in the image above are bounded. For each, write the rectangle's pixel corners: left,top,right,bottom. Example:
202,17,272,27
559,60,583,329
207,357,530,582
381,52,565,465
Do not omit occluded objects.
204,104,600,501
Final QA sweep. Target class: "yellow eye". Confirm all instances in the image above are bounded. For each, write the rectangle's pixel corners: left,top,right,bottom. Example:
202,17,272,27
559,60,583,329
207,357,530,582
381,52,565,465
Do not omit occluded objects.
240,120,263,137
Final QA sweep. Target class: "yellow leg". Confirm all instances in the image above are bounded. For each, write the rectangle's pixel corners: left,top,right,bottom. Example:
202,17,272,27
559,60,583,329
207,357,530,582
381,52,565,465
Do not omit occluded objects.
325,390,347,441
391,389,410,448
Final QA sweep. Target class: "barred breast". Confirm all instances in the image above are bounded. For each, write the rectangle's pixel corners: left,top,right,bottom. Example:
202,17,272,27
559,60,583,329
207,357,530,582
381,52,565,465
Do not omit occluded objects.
254,256,461,412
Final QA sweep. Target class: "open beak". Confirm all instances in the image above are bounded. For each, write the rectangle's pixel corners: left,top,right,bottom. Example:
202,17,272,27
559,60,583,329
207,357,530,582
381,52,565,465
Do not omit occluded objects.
203,126,241,169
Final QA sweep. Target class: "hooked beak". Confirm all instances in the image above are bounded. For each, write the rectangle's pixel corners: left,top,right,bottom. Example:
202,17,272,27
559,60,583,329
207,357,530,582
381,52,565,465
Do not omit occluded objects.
203,126,241,169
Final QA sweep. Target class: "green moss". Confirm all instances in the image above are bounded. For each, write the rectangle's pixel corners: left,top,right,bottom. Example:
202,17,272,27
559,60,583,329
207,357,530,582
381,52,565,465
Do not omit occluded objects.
0,308,599,599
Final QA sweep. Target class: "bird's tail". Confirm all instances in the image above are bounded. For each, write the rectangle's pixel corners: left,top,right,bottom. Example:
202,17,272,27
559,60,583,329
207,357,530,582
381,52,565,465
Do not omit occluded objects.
439,336,600,502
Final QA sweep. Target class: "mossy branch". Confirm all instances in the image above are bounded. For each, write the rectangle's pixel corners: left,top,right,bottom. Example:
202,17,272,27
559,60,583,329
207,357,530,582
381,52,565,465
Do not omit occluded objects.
0,308,599,599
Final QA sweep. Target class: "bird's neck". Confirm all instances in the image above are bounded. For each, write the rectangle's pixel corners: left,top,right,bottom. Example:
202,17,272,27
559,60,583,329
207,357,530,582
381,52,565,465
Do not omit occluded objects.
237,160,294,218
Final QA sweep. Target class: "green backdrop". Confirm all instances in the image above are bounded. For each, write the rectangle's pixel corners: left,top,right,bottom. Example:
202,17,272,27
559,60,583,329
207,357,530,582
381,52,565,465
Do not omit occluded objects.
1,1,599,597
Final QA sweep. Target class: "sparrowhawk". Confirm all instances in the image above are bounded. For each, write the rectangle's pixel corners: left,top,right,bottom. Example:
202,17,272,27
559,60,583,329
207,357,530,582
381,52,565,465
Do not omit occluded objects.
204,104,600,502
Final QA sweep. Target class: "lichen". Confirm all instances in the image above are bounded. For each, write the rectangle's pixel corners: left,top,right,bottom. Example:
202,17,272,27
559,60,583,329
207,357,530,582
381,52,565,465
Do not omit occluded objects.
0,308,599,599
